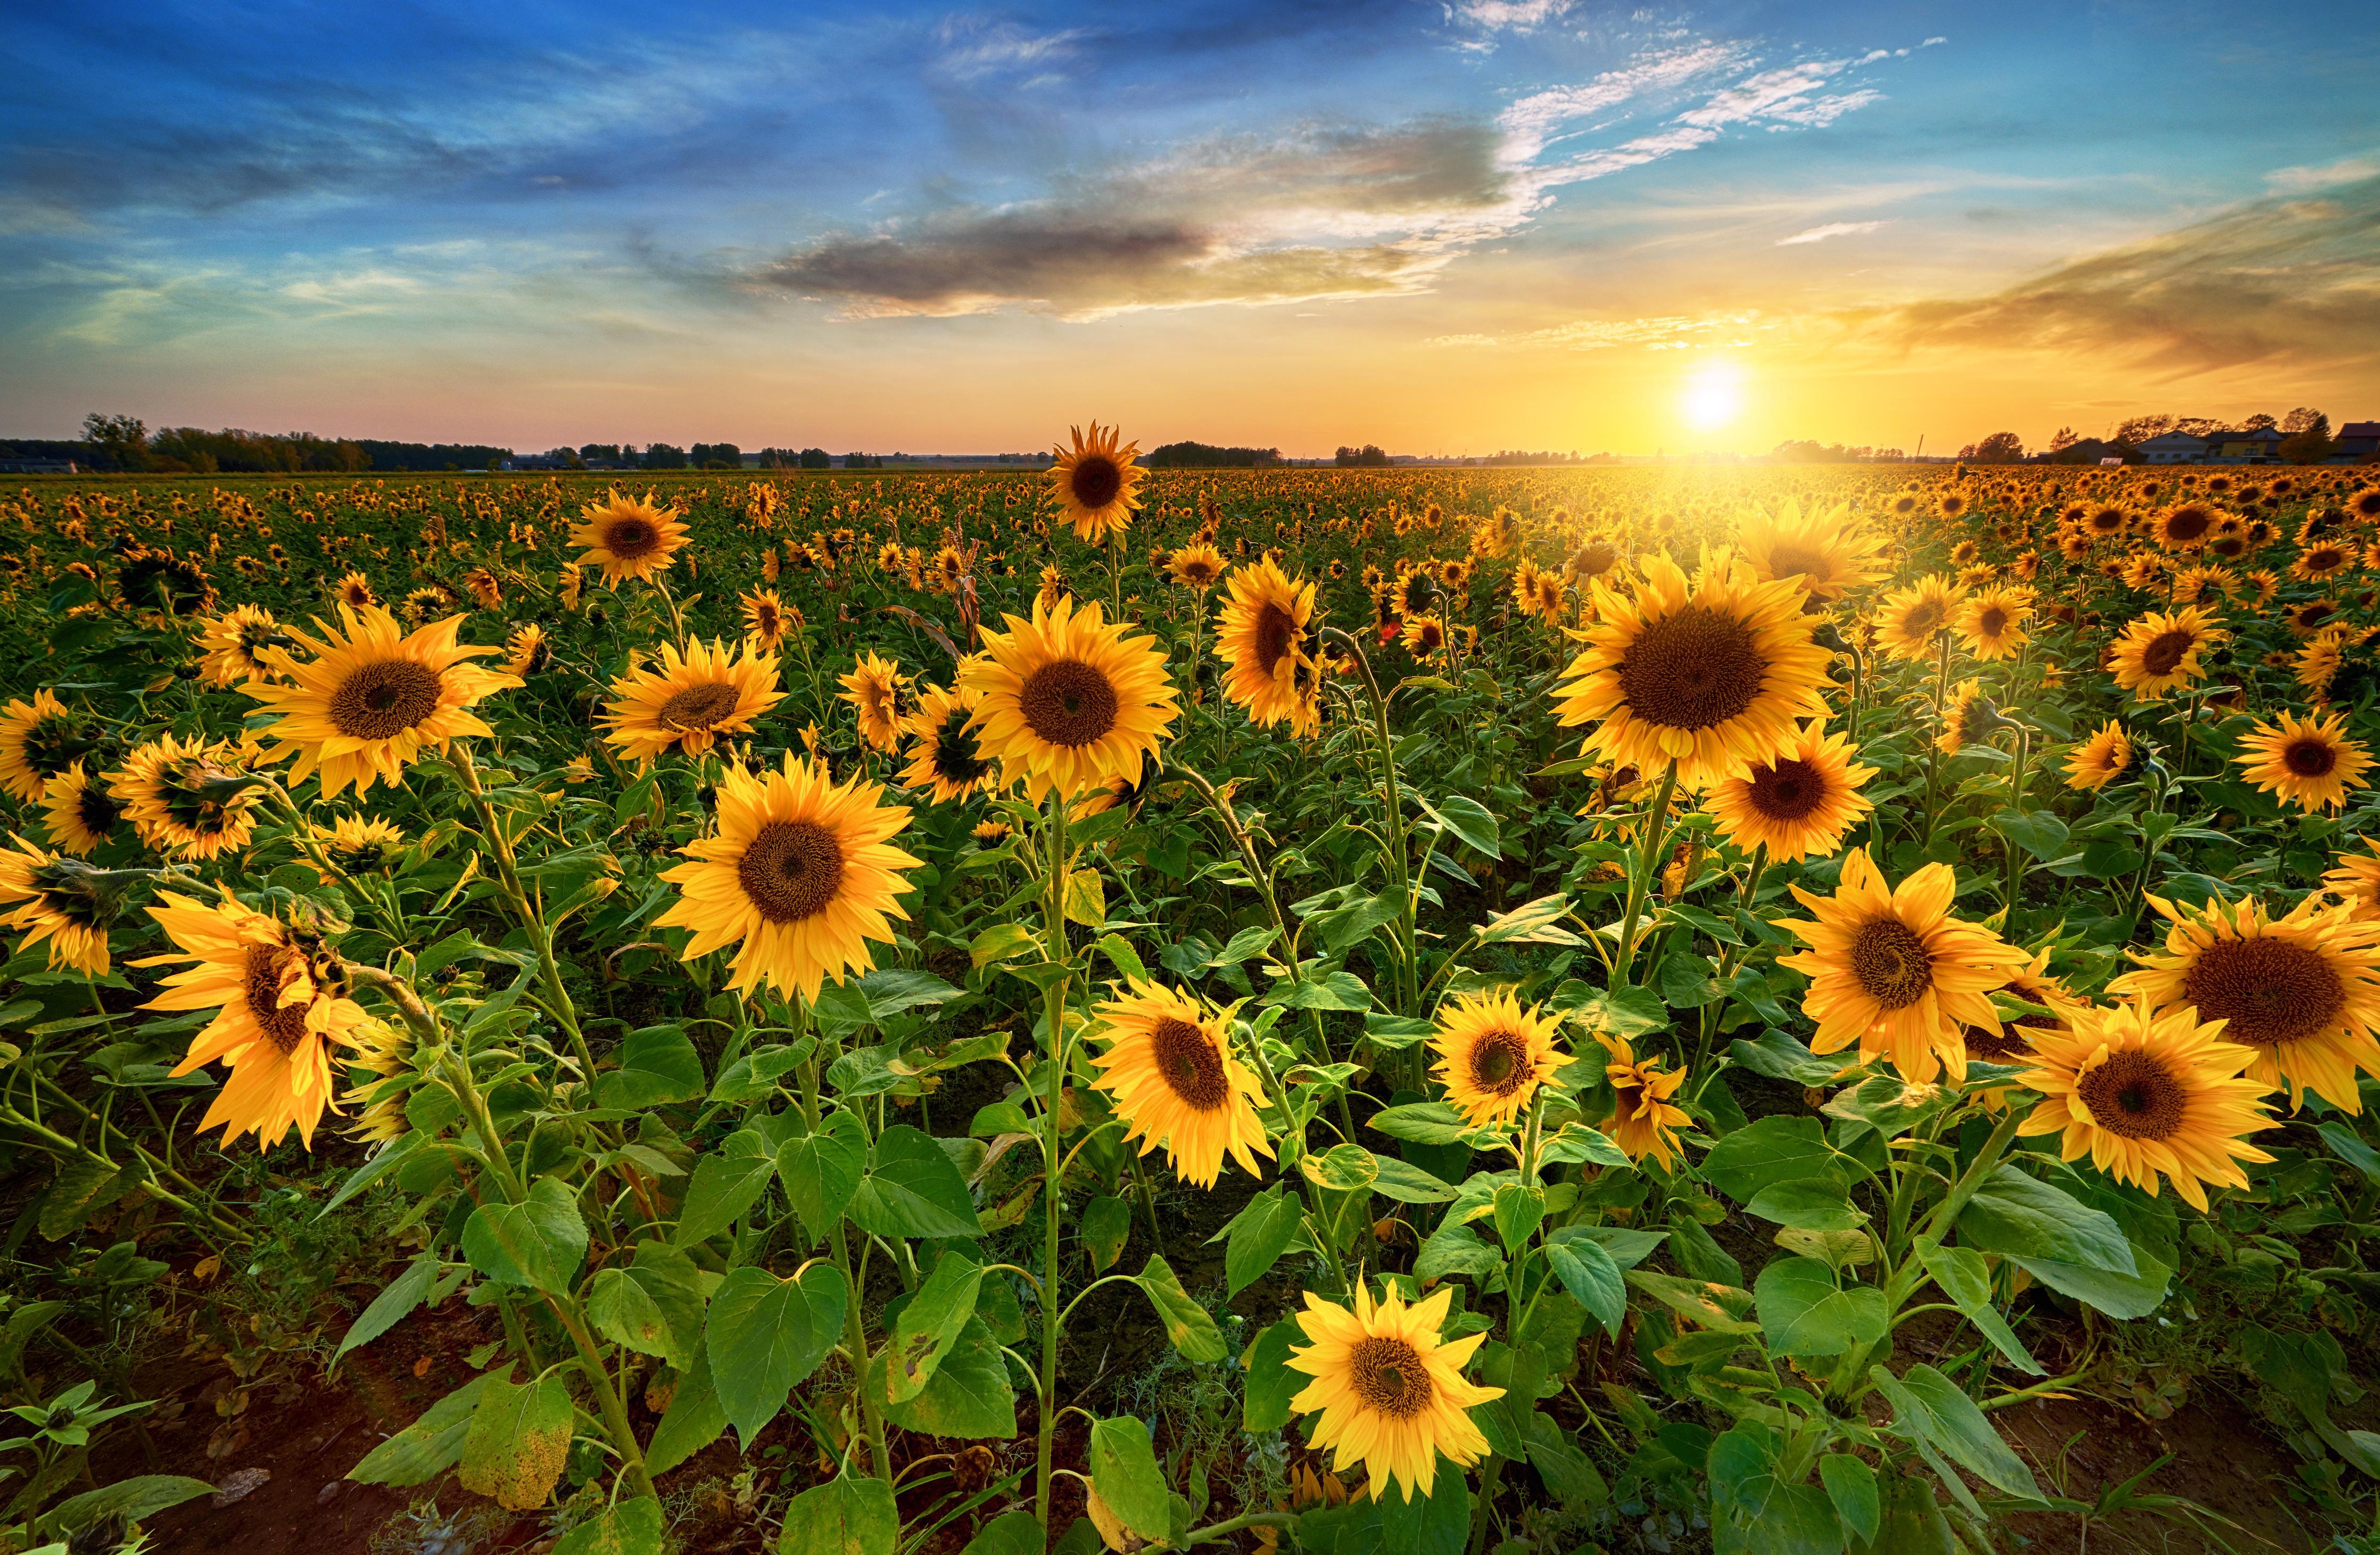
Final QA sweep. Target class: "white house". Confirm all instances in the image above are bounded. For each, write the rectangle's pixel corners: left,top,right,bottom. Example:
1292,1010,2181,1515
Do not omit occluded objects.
2135,431,2207,464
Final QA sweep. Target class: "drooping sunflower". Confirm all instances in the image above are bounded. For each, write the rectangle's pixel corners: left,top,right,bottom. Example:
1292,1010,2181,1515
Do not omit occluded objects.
196,604,285,687
602,638,785,764
568,489,691,586
137,892,368,1149
1401,614,1448,657
1735,500,1885,602
2323,839,2380,922
108,734,260,861
0,688,102,802
2014,999,2277,1211
1595,1032,1689,1169
1047,421,1145,545
2063,720,2134,791
1935,678,2003,756
1873,575,1965,664
0,836,120,976
2108,605,2227,701
1216,558,1319,734
1286,1282,1503,1503
655,753,920,1002
315,814,405,871
37,762,125,857
958,594,1179,802
1428,990,1566,1129
741,588,796,651
501,622,551,678
2111,892,2380,1112
1778,847,2028,1083
1704,720,1875,863
2234,710,2372,813
1956,586,2032,662
839,651,908,753
338,1015,417,1144
333,572,377,610
1550,548,1832,789
246,604,518,797
1167,543,1227,591
898,684,1002,803
1086,980,1274,1189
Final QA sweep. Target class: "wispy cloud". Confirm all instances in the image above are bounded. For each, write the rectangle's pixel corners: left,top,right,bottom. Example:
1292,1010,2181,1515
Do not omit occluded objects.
1778,219,1887,245
2266,152,2380,192
1429,312,1771,350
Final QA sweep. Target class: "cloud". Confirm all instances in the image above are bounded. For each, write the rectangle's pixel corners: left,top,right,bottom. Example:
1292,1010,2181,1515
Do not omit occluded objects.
2266,153,2380,193
1429,311,1770,349
1778,219,1886,245
1450,0,1574,34
929,15,1088,82
1864,177,2380,373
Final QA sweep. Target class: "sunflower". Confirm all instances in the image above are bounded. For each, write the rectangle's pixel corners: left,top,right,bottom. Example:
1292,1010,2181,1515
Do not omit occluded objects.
1399,613,1448,657
898,684,1002,803
196,604,285,688
1777,848,2027,1083
138,892,367,1149
2108,605,2226,701
398,586,451,626
1956,587,2031,662
109,734,260,861
37,762,125,857
1086,980,1274,1188
1962,949,2077,1104
2234,710,2373,813
2014,999,2276,1211
339,1015,416,1144
972,818,1012,846
833,651,905,753
568,490,691,586
1217,558,1319,733
2063,721,2134,791
333,572,377,610
2291,540,2356,583
2284,599,2341,637
1935,678,2001,756
602,638,785,764
655,753,920,1002
2323,839,2380,922
2111,892,2380,1112
1595,1032,1689,1169
1872,574,1965,664
2152,504,2218,552
1286,1282,1502,1503
1168,544,1227,590
2084,504,2130,539
741,588,796,651
1428,990,1566,1129
0,688,102,802
959,594,1178,802
1047,422,1144,545
1704,720,1875,862
501,623,550,678
0,836,119,976
315,814,404,871
1551,548,1832,789
245,605,517,797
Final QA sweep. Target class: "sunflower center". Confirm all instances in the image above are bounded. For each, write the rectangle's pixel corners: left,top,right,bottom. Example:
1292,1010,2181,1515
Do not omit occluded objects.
736,819,846,924
2167,509,2211,541
1767,545,1830,583
2076,1050,2186,1140
1903,602,1945,637
659,681,743,732
602,516,660,559
1254,604,1298,677
1467,1026,1533,1096
1849,917,1933,1010
1069,456,1123,511
1617,604,1767,732
1978,606,2009,638
1349,1336,1434,1419
2282,738,2337,778
2139,630,2195,678
1747,757,1825,822
1150,1016,1229,1110
1018,660,1120,748
1962,1023,2032,1062
242,943,313,1056
2181,937,2346,1049
931,708,992,785
76,784,122,836
329,660,444,741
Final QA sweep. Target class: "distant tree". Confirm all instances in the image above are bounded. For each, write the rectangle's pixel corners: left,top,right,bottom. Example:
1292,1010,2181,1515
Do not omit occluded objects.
1333,443,1391,467
2048,425,2078,451
2174,417,2223,438
579,443,624,465
2281,406,2325,434
1145,441,1283,468
690,442,743,468
2280,413,2335,464
80,412,151,471
1971,431,2026,464
843,452,875,470
2241,413,2278,432
799,448,831,470
642,443,688,470
2111,414,2175,446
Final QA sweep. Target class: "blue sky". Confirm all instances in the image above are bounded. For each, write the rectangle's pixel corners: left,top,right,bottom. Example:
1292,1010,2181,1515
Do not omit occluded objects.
4,0,2375,453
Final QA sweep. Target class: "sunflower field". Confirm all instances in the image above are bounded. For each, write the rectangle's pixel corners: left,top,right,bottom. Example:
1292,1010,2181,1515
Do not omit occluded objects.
3,445,2380,1555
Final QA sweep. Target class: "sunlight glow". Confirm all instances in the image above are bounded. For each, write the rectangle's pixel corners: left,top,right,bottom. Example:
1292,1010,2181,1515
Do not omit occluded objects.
1681,360,1744,431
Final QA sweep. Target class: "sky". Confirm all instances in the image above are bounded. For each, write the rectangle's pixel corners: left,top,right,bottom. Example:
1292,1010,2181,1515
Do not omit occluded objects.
3,0,2376,457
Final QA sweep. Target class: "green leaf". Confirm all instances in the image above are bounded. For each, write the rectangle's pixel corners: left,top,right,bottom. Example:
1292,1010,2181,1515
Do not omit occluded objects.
644,1348,727,1477
1524,1409,1608,1509
1742,1179,1865,1232
1316,892,1404,953
1990,809,2069,860
1300,1142,1380,1193
1955,1164,2134,1276
462,1176,588,1295
776,1109,867,1239
1367,1101,1472,1145
1546,1237,1627,1338
321,1131,428,1215
1243,1319,1302,1433
38,1155,122,1240
960,1510,1046,1555
888,1250,985,1403
1370,1156,1457,1204
552,1496,665,1555
971,924,1039,968
588,1243,707,1371
1476,893,1583,947
2319,1121,2380,1182
1223,1185,1304,1296
1420,793,1501,858
1873,1363,2043,1503
883,1316,1017,1439
1819,1454,1880,1546
1915,1240,2040,1375
813,967,966,1029
1753,1257,1888,1357
673,1129,778,1246
849,1125,982,1239
458,1371,574,1511
34,1476,216,1541
348,1373,501,1486
1136,1255,1227,1363
1492,1182,1545,1254
1094,932,1149,982
594,1024,705,1109
1699,1116,1838,1207
1624,1270,1757,1334
706,1266,822,1446
1087,1415,1172,1540
779,1475,898,1555
1081,1196,1133,1273
1558,982,1668,1040
1268,968,1372,1011
335,1252,438,1362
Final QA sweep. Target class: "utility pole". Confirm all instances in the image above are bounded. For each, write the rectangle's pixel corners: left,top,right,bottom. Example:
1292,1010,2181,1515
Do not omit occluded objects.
1914,433,1925,462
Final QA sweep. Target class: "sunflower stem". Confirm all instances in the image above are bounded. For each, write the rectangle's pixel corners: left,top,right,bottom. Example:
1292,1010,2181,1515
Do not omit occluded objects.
1321,629,1420,1022
1920,627,1954,841
1035,783,1072,1532
1611,760,1680,990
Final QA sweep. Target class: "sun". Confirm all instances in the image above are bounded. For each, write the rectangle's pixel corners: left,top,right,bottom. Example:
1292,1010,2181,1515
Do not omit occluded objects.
1682,360,1745,431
